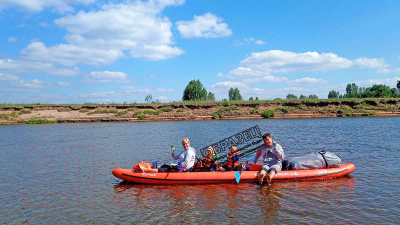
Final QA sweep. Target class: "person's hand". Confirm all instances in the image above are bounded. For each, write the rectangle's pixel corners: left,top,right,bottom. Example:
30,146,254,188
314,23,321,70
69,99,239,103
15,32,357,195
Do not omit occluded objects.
171,144,176,155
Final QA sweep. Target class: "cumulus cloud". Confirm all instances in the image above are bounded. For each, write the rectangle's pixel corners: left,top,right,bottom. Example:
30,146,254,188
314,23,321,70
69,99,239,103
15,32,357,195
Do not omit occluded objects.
211,81,247,88
287,77,326,85
57,81,71,87
375,68,400,74
85,71,130,83
0,58,53,74
8,37,17,42
234,38,265,46
0,73,46,89
254,40,265,45
47,68,80,76
156,96,168,100
0,0,95,14
228,50,389,78
21,42,123,66
215,72,224,77
243,76,288,83
176,13,232,38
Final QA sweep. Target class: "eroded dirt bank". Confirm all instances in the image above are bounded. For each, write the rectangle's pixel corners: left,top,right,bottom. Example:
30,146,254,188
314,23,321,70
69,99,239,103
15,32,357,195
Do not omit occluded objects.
1,99,400,125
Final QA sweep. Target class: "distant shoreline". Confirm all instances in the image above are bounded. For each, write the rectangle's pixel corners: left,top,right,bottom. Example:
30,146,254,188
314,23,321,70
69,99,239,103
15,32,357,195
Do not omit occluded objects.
1,99,399,125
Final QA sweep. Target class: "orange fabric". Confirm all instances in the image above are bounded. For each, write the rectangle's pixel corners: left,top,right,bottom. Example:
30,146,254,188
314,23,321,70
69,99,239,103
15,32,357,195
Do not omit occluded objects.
134,162,152,172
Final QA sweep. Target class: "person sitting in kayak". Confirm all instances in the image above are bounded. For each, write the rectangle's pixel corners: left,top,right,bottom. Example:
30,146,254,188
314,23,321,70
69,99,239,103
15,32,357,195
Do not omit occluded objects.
252,133,285,185
202,146,219,171
220,145,240,171
171,138,196,172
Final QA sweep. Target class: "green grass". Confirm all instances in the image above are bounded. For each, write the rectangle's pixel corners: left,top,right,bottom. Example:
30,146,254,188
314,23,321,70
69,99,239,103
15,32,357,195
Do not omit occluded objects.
117,110,128,116
79,108,89,113
26,119,55,124
87,109,118,115
137,114,146,120
57,107,72,112
176,108,184,112
0,113,9,120
337,108,353,117
19,109,32,115
127,107,137,111
262,110,275,118
133,110,143,116
275,106,290,113
214,105,240,118
362,111,376,116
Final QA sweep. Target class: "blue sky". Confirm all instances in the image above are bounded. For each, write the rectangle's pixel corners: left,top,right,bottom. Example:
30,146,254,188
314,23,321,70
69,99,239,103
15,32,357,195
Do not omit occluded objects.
0,0,399,103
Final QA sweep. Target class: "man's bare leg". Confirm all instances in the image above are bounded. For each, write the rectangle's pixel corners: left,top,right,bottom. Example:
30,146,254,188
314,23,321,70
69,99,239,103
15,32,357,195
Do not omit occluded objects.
266,170,276,185
259,170,266,185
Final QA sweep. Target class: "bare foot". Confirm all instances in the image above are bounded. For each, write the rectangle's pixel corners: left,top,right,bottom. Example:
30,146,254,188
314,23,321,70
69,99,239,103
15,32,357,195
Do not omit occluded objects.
259,174,264,185
266,173,272,185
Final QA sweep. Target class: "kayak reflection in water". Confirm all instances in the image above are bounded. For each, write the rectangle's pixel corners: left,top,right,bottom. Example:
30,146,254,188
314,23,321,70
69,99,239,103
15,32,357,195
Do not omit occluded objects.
170,138,196,172
252,133,285,185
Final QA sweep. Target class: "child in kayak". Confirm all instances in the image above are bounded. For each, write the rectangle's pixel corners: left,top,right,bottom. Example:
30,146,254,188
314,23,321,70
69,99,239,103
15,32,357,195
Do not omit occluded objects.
202,146,219,171
252,133,285,185
220,145,240,171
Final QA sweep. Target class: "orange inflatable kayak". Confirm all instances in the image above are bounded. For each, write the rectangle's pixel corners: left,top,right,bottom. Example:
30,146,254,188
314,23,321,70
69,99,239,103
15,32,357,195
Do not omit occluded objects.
112,163,355,185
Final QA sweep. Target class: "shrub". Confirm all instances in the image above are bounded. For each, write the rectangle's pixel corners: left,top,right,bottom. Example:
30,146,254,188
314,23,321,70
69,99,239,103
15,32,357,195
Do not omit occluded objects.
262,110,275,118
26,119,55,124
57,107,71,112
275,106,290,113
79,108,89,113
337,108,353,117
133,110,143,116
19,109,32,115
212,112,220,119
127,107,137,111
0,113,9,120
137,114,146,120
117,110,128,116
108,109,118,113
143,110,155,115
251,106,260,114
362,111,376,116
159,106,173,112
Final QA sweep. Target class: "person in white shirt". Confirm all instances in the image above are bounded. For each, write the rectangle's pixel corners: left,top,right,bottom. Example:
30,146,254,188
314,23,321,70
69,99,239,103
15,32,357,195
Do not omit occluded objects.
171,138,196,172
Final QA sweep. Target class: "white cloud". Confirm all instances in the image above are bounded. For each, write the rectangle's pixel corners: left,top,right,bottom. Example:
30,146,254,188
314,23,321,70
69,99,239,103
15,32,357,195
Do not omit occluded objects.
354,77,400,87
0,73,46,89
0,73,20,81
8,37,17,42
145,74,156,79
156,96,168,100
156,88,174,93
176,13,232,38
47,68,80,76
0,58,53,73
85,71,129,83
282,87,307,92
375,68,400,74
228,50,389,78
122,86,154,94
78,91,120,98
243,76,288,83
215,72,224,77
21,42,123,66
287,77,326,85
57,81,71,87
211,81,247,88
0,0,95,14
51,0,184,61
254,40,265,45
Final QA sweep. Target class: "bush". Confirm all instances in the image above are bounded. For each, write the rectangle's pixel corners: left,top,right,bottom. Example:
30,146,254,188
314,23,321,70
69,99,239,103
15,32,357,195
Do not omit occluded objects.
251,106,260,115
19,109,32,115
262,110,275,118
137,114,146,120
133,110,143,116
108,109,118,113
159,106,173,112
26,119,55,124
79,108,89,113
57,107,71,112
0,114,9,120
275,106,290,113
337,108,353,117
212,112,220,119
117,110,128,116
127,107,137,111
362,111,376,116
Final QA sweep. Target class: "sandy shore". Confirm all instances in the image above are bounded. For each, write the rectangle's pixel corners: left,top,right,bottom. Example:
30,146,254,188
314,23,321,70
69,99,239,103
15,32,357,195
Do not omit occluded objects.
1,99,399,125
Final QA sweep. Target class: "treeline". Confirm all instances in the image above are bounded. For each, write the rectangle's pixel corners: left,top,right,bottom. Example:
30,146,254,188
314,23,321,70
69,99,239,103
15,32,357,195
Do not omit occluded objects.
328,81,400,99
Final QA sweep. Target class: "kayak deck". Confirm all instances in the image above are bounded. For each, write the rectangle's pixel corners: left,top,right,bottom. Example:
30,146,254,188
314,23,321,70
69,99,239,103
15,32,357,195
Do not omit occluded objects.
112,163,355,185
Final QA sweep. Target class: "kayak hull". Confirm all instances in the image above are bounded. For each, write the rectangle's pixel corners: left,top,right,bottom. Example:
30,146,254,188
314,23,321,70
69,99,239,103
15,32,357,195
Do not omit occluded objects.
112,163,355,185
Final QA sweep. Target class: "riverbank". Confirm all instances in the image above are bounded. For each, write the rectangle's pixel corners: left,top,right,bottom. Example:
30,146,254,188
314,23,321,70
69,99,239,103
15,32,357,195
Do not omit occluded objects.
1,99,400,125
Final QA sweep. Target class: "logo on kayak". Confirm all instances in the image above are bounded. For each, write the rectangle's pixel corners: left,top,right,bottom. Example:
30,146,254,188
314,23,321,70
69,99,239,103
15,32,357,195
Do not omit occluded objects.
142,173,156,177
275,172,298,177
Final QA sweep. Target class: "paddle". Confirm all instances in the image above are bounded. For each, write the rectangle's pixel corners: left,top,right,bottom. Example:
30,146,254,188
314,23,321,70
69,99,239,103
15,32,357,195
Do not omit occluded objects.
235,156,254,183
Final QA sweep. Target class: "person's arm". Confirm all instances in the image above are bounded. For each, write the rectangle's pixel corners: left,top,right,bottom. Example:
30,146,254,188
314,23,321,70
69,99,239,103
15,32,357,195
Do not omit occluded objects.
253,149,263,164
172,151,181,160
272,144,285,160
181,148,196,169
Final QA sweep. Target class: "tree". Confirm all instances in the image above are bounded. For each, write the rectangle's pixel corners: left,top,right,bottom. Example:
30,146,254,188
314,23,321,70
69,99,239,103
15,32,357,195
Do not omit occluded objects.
228,87,243,101
328,90,339,99
274,98,282,100
182,80,207,101
255,97,259,101
344,83,359,98
222,98,228,101
299,94,308,99
249,97,254,101
369,84,392,98
308,94,318,99
207,92,215,102
286,94,298,100
145,94,152,103
397,80,400,92
391,88,399,98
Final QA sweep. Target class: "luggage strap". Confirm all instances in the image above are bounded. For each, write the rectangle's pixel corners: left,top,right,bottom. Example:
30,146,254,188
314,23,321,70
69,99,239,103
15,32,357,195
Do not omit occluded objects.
319,151,329,169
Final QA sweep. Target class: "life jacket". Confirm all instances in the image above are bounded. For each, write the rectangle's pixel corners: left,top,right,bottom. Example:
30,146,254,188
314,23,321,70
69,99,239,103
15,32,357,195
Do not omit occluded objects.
226,154,239,169
204,155,213,167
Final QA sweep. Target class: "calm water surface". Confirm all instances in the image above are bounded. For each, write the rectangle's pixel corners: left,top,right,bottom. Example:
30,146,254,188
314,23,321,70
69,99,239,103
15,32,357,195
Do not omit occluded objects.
1,117,399,224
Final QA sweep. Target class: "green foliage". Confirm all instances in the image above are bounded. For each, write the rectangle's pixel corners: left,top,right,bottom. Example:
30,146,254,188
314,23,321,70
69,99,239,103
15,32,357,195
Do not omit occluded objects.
362,111,376,116
275,106,290,113
117,110,128,116
255,97,259,101
286,94,298,100
274,98,283,101
344,83,359,98
127,107,137,111
228,87,243,101
26,119,55,124
145,94,153,103
299,94,308,99
251,105,260,114
222,98,228,101
87,109,117,115
337,108,353,117
108,109,118,113
249,97,254,101
79,108,89,113
397,80,400,91
262,110,275,118
133,110,143,116
183,80,207,101
308,94,318,99
328,90,340,99
296,104,307,110
159,106,173,112
0,113,9,120
137,114,146,120
19,109,32,114
214,105,240,117
207,92,215,102
212,112,220,119
177,108,184,112
57,107,72,112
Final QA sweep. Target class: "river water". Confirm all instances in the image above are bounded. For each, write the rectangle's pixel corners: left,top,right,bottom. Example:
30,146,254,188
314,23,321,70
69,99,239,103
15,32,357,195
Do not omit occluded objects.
0,117,399,224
